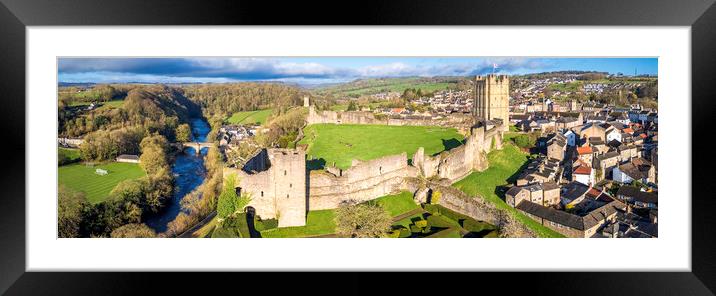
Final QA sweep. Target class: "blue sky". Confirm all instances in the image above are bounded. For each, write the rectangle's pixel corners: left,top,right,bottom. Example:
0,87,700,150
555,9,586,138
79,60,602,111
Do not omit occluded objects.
58,57,658,85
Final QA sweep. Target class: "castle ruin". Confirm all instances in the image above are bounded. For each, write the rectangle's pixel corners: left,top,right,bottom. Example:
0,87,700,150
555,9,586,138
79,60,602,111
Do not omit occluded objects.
226,76,510,227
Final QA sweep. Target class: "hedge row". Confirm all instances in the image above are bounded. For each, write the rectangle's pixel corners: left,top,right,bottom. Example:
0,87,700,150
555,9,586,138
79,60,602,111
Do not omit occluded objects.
426,228,461,238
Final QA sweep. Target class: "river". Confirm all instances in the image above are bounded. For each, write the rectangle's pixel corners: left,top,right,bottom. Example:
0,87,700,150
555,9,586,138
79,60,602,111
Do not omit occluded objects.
145,118,210,233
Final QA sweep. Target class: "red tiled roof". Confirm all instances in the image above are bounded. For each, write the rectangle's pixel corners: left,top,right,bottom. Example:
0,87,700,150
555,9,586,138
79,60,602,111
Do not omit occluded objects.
639,133,648,139
574,165,592,175
623,128,634,133
577,146,593,155
587,188,601,198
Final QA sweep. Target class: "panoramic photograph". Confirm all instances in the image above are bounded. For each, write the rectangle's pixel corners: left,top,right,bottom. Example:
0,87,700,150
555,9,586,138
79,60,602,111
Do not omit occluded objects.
56,57,658,238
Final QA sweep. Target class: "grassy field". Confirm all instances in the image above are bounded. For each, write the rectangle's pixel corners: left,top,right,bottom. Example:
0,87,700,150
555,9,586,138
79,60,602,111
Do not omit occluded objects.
58,147,81,165
225,109,273,125
452,143,565,238
330,102,386,111
299,124,464,170
260,191,419,238
69,99,124,109
318,77,456,97
58,162,146,204
369,191,420,217
260,209,336,238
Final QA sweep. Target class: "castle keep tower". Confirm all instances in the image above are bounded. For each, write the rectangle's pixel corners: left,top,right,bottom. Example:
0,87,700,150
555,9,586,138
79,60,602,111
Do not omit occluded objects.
473,74,510,127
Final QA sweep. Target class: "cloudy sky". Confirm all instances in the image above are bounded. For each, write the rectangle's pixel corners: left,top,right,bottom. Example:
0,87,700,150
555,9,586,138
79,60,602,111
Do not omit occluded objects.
58,57,658,85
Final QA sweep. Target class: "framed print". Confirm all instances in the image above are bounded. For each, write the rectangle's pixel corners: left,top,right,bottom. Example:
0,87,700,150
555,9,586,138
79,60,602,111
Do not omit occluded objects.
2,0,716,294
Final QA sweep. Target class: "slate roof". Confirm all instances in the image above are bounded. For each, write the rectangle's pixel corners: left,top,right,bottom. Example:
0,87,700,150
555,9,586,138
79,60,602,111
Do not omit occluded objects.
562,181,590,201
617,186,658,204
516,201,585,230
618,163,645,180
506,186,526,197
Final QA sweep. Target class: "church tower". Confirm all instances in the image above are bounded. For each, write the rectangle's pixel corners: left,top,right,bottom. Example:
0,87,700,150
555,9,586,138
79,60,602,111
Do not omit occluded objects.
473,74,510,128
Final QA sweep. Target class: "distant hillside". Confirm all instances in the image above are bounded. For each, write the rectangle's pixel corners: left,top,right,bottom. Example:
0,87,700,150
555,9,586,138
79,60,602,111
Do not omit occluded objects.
314,76,471,98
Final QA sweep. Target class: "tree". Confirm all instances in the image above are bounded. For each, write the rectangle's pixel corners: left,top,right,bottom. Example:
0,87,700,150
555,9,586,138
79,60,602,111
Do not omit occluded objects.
110,223,157,238
143,168,173,213
513,134,536,148
346,101,358,111
334,200,392,238
139,134,170,175
58,185,89,238
217,174,239,219
175,123,192,142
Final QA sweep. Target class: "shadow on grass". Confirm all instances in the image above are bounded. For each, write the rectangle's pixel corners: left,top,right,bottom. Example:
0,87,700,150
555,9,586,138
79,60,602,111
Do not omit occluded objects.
442,138,463,151
505,156,533,185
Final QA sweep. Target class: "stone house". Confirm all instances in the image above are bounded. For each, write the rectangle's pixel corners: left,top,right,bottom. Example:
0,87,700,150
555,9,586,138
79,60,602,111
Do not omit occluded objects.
577,145,595,164
573,162,594,186
617,144,639,161
616,186,658,209
613,162,648,184
594,151,620,181
556,116,581,130
506,181,561,208
579,122,607,142
546,133,567,161
542,181,561,206
515,199,624,238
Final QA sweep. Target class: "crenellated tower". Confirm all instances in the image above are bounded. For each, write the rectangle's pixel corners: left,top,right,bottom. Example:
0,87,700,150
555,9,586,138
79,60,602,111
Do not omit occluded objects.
473,74,510,129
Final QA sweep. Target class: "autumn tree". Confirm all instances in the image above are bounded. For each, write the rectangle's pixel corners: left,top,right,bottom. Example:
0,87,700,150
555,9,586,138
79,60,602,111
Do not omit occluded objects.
110,223,157,238
58,185,89,238
175,123,192,142
334,200,392,238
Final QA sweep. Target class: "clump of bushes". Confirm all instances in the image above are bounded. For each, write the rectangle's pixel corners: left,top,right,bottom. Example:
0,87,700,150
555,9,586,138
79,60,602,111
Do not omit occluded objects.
254,218,278,232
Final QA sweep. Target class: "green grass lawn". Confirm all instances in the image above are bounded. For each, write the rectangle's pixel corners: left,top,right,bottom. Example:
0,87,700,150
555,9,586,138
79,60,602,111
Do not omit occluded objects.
58,147,81,165
299,124,464,170
319,78,455,97
452,143,565,238
260,191,419,238
99,100,124,109
369,191,420,217
69,99,124,108
260,209,336,238
225,109,273,125
58,162,146,204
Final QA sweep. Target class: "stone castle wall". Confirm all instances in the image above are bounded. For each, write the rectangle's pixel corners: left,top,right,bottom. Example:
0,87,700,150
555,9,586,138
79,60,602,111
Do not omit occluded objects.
412,124,503,182
307,106,475,131
307,153,418,210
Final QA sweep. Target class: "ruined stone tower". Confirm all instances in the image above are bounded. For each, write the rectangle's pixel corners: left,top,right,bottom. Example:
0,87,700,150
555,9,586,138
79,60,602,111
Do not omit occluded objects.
474,74,510,129
227,148,307,227
303,96,310,107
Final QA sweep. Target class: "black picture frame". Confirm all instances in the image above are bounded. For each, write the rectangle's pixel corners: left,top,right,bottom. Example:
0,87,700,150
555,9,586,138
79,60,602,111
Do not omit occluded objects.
1,0,715,294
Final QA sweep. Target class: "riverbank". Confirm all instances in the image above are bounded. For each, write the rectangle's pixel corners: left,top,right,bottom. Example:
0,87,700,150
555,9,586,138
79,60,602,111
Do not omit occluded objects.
145,118,211,233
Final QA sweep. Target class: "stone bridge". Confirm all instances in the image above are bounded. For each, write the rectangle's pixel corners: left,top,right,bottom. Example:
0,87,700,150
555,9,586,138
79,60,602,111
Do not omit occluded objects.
179,142,214,154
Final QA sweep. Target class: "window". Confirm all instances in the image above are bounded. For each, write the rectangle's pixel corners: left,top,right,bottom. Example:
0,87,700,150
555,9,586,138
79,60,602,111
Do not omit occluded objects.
286,194,289,199
260,191,263,197
290,183,292,188
284,170,287,176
